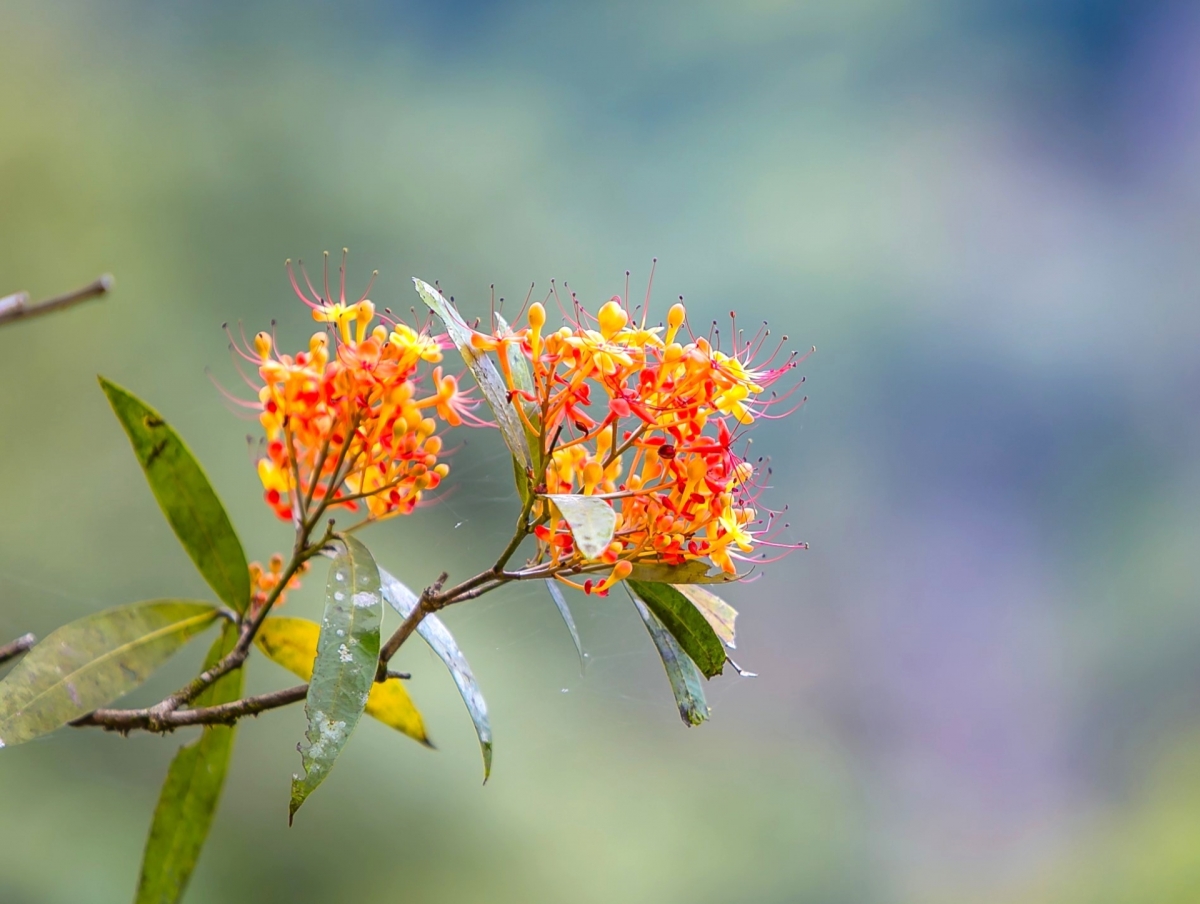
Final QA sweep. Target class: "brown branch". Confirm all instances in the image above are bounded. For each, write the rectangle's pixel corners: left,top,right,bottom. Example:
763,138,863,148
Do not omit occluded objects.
376,572,446,681
0,275,113,327
0,633,36,666
71,684,309,733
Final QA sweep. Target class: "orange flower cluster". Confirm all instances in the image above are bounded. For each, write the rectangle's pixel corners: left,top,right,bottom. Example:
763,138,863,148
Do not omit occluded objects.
478,290,806,593
238,259,472,523
248,555,310,611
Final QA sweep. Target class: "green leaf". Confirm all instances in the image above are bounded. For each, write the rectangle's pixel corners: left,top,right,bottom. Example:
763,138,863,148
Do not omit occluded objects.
0,600,220,748
495,310,542,498
413,278,532,469
256,617,431,747
99,377,250,613
625,580,725,679
629,591,709,727
290,536,382,821
544,580,585,671
626,561,739,584
379,567,493,782
512,454,533,508
492,310,541,432
135,621,243,904
673,584,738,649
544,493,617,560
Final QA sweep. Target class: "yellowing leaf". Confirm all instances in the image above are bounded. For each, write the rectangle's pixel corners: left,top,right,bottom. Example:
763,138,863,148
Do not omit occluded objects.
0,600,220,748
674,584,738,649
255,617,429,747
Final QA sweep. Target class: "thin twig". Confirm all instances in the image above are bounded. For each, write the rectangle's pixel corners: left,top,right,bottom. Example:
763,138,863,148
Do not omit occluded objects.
0,633,36,666
72,684,309,733
0,275,112,327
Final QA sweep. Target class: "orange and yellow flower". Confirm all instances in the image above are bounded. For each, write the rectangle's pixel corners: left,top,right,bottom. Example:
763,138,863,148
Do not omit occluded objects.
476,284,808,594
236,255,475,523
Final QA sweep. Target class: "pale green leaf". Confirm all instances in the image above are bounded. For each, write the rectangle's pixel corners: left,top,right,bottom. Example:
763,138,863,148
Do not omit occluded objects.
99,377,250,613
290,536,382,820
626,580,725,678
0,600,220,748
544,493,617,561
673,584,738,649
413,278,532,469
544,580,585,671
135,621,243,904
379,567,493,782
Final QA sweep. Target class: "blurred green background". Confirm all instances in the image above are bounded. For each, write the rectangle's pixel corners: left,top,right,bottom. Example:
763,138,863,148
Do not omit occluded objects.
4,1,1200,901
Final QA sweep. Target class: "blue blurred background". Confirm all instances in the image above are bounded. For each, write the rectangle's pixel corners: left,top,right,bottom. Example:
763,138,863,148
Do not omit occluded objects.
3,1,1200,901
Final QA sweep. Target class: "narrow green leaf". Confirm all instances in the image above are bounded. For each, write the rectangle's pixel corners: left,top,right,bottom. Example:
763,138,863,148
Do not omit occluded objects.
673,584,738,649
512,454,533,508
290,536,382,821
379,567,493,782
413,278,532,469
544,493,617,560
495,310,542,499
626,561,738,584
135,621,243,904
629,590,709,727
99,377,250,613
625,580,725,678
0,600,220,748
544,580,585,671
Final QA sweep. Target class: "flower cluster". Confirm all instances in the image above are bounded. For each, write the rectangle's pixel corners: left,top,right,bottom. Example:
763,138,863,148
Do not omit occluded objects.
238,258,473,523
478,290,807,593
248,555,310,611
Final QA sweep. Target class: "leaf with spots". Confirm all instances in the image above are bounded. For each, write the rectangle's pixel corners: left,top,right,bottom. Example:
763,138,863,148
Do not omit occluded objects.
290,536,382,821
544,494,617,561
0,600,220,748
626,580,725,679
135,620,243,904
379,567,493,782
256,617,430,747
99,377,250,613
628,589,709,727
413,278,532,469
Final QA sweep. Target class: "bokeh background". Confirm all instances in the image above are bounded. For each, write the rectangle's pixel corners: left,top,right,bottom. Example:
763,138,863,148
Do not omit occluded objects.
3,1,1200,901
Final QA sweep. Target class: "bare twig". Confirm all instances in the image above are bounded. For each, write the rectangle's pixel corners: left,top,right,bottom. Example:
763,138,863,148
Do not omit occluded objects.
0,633,36,667
72,684,309,733
0,275,112,327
